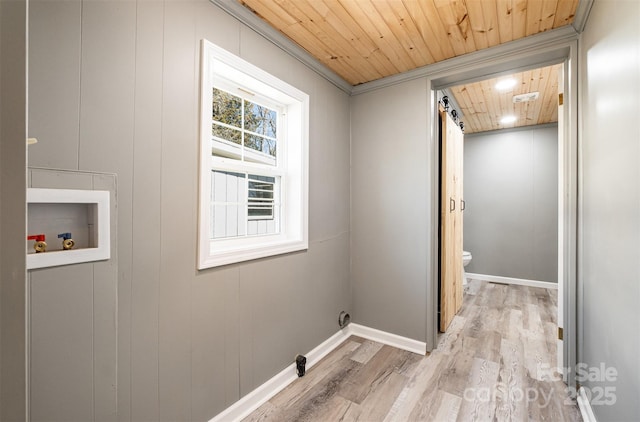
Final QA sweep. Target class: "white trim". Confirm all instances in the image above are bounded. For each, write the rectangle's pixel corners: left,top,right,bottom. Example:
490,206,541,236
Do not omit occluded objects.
466,273,558,290
577,387,598,422
208,324,426,421
348,324,427,356
557,63,566,373
26,188,111,269
572,0,595,33
198,40,309,270
209,328,351,422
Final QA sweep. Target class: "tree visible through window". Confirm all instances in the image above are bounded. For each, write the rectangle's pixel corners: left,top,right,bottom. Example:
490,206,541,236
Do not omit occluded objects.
212,87,278,166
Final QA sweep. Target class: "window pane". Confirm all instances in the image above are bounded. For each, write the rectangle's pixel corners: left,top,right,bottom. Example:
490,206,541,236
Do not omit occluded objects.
244,100,277,137
211,170,246,239
248,175,275,220
212,123,241,145
245,134,276,158
212,88,241,128
247,204,280,236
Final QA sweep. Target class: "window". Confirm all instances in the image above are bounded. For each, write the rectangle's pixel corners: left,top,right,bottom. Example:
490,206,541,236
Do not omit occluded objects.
198,40,309,269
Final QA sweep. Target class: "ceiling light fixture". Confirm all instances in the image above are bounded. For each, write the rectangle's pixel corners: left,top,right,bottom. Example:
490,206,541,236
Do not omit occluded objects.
495,78,517,91
513,92,540,103
500,115,517,124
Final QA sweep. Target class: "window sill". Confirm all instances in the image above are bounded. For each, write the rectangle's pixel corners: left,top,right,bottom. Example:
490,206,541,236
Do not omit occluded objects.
198,237,308,269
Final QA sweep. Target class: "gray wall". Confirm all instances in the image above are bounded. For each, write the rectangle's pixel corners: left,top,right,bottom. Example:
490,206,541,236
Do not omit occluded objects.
350,78,431,342
464,125,558,282
27,1,351,420
27,168,118,421
0,0,27,419
580,0,640,420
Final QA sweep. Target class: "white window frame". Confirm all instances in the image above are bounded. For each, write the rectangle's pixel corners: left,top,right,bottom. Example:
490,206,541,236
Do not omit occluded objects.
198,39,309,269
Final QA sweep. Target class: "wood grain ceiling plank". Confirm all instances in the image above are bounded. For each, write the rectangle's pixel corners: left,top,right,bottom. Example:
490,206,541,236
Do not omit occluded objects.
488,79,510,130
472,85,494,133
320,0,401,80
321,0,406,80
465,0,490,51
433,0,477,56
460,100,480,134
307,0,397,80
524,67,544,125
553,0,578,28
271,0,382,82
496,0,514,43
294,1,390,84
371,0,435,66
513,0,528,39
518,68,533,94
479,0,502,47
525,0,544,35
452,85,483,133
466,83,490,126
241,0,369,84
239,0,297,26
402,0,451,63
499,80,517,128
469,82,493,133
533,67,557,125
549,65,561,122
420,0,461,59
515,69,532,125
340,0,419,73
538,65,560,124
450,0,479,53
539,0,560,32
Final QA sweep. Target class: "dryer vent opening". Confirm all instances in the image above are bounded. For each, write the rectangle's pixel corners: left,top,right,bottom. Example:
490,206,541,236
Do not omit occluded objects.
338,311,350,329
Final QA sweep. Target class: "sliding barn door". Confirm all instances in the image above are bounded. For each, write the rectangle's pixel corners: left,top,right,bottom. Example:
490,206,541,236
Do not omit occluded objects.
440,109,464,332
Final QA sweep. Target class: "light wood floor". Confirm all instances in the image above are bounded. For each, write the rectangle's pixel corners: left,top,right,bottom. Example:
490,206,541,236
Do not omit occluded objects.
244,280,582,421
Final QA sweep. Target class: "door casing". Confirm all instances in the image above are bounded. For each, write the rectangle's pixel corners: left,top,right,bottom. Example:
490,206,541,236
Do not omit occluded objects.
426,38,579,388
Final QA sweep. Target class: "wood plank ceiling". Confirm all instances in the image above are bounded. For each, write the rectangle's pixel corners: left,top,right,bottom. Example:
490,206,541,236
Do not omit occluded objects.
449,63,562,133
237,0,577,133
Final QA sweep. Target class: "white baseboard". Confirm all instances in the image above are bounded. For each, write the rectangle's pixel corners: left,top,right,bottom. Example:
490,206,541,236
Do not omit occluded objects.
209,328,350,422
577,387,598,422
209,324,426,422
466,273,558,290
348,323,427,355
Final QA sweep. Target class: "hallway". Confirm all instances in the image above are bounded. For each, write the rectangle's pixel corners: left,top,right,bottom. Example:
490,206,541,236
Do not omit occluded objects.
245,280,581,421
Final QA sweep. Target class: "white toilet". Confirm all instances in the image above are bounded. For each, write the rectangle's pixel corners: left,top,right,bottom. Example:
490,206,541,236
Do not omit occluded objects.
462,251,472,286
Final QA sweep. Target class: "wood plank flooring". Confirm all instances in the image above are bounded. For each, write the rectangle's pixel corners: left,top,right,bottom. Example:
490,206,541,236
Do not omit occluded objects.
244,280,581,421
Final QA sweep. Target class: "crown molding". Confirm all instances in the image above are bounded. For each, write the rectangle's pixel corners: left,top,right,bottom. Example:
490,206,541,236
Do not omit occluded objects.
572,0,595,33
352,25,579,95
210,0,352,94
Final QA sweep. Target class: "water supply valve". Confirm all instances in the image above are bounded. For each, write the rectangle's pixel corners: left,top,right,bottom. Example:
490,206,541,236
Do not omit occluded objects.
28,234,47,253
58,232,75,250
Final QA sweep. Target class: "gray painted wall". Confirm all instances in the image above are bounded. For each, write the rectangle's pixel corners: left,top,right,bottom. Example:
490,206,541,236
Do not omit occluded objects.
580,0,640,420
0,0,27,419
27,1,350,420
464,125,558,282
27,168,118,421
350,78,430,342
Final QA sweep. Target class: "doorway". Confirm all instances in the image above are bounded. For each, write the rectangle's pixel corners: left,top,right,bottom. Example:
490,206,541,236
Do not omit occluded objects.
427,39,579,388
438,62,564,357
